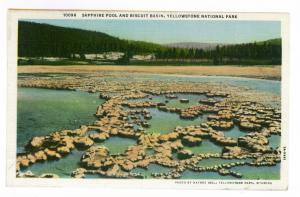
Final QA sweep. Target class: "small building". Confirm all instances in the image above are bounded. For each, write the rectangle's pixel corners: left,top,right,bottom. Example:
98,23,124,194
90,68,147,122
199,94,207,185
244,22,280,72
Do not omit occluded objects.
104,52,124,60
84,54,105,60
42,57,67,62
131,54,155,61
84,52,124,61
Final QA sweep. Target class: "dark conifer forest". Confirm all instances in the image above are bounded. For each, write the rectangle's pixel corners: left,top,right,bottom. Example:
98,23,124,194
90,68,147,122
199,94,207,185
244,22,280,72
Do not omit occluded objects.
18,21,282,65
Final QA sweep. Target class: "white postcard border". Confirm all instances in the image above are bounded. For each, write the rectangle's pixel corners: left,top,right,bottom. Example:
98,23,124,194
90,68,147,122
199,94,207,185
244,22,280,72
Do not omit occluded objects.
6,9,289,190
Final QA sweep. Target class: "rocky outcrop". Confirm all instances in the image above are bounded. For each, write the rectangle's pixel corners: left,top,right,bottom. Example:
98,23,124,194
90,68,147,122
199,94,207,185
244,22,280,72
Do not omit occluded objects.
40,173,60,178
71,168,87,178
81,146,109,169
238,133,270,153
239,121,261,131
210,131,237,146
122,101,158,108
118,159,135,171
17,73,281,179
74,137,94,149
180,106,205,119
57,146,72,155
175,125,211,139
182,136,202,146
124,145,146,162
34,150,48,161
44,148,61,160
17,170,35,178
222,146,248,158
177,149,194,160
158,132,179,142
207,120,234,131
89,132,109,142
26,136,45,150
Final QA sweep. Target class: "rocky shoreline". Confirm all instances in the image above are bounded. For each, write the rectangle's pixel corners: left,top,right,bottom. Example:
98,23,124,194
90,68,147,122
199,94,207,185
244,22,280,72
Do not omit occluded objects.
16,73,281,179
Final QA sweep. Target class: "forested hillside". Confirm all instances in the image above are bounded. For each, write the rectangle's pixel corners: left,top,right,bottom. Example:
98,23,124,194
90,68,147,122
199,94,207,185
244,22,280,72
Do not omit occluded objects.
18,21,163,57
18,21,282,65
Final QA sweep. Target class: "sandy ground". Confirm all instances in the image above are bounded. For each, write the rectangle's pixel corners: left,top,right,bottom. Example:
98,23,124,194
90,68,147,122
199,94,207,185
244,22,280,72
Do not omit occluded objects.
18,65,281,80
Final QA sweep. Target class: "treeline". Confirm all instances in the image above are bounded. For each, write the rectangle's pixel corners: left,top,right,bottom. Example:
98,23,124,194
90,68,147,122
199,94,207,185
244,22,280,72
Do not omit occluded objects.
155,41,281,64
18,21,281,65
18,21,163,57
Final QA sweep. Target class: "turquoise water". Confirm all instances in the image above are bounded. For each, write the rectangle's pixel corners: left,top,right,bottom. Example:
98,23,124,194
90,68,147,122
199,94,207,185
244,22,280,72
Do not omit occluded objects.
17,87,104,153
17,74,281,179
20,73,281,96
145,108,208,134
224,126,247,138
158,74,281,96
129,94,208,109
184,140,223,154
95,137,137,155
231,164,280,180
268,135,281,149
21,149,84,178
106,73,281,96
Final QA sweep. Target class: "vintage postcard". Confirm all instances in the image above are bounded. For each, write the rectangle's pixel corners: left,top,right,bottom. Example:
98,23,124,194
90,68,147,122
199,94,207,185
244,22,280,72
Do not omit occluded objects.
7,10,288,189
